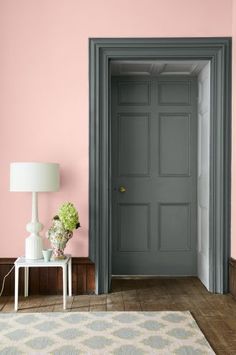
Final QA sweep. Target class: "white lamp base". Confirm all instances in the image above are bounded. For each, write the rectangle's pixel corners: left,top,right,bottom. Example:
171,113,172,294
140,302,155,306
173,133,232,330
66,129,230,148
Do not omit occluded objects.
25,234,43,260
24,192,43,260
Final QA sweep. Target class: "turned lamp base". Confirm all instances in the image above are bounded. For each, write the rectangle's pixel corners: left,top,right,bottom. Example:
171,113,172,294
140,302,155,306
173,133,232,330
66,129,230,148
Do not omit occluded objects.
25,192,43,260
25,234,43,260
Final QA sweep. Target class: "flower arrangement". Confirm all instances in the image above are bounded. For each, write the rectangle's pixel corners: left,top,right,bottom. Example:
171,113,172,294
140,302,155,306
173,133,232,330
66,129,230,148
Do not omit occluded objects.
58,202,80,231
47,202,80,259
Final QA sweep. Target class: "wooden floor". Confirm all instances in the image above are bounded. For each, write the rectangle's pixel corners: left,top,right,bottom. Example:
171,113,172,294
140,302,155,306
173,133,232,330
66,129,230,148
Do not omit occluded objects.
1,277,236,354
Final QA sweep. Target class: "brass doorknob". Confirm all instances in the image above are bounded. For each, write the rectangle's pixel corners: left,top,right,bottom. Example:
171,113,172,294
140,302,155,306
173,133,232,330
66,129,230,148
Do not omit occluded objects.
119,186,126,193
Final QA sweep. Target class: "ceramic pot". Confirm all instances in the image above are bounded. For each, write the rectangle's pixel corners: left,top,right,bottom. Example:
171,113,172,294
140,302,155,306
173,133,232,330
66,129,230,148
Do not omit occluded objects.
47,219,72,259
49,232,72,259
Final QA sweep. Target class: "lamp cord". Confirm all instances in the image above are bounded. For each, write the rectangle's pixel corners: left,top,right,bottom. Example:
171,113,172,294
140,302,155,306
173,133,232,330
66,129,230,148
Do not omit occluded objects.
0,265,15,297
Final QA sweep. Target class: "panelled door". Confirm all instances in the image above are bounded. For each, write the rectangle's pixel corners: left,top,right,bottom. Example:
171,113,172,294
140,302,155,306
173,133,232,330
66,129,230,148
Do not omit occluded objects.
111,75,198,275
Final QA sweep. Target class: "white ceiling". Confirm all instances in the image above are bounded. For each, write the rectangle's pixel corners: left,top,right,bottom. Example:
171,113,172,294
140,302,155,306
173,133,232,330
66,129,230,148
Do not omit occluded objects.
110,60,209,76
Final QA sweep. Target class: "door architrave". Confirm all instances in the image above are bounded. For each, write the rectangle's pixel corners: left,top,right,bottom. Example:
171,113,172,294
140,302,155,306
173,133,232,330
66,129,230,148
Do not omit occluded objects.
89,37,232,294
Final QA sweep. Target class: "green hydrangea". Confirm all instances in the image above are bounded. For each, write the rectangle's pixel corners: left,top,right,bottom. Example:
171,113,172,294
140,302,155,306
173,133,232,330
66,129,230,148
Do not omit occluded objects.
58,202,79,231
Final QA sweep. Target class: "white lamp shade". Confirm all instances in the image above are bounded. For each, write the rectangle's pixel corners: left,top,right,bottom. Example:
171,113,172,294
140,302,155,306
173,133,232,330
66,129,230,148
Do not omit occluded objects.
10,162,60,192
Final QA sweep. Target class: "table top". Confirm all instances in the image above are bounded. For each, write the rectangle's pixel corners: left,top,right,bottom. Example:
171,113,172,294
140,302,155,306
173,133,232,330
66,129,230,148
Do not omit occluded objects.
15,255,71,267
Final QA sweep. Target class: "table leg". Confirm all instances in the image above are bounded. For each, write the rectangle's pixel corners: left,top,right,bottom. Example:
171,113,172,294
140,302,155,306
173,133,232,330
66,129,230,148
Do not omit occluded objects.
62,265,67,310
14,266,19,311
24,267,29,297
68,258,72,297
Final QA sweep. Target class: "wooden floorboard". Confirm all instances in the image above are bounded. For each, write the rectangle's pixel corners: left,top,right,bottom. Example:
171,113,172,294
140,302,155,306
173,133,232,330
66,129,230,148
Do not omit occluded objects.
1,277,236,354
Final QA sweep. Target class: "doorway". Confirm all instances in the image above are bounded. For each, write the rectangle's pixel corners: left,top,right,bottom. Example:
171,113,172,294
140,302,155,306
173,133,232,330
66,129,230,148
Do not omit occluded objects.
111,61,212,291
89,38,231,294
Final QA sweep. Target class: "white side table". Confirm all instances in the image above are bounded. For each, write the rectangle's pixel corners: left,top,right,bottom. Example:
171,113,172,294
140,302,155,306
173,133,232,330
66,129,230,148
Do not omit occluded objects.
14,255,72,311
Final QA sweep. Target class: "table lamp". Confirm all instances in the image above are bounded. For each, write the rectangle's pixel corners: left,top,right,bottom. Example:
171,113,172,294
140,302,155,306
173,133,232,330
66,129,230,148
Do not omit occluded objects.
10,162,60,260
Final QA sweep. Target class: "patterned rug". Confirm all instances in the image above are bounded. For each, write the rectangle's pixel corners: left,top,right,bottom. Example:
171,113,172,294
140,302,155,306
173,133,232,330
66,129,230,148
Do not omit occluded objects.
0,311,215,354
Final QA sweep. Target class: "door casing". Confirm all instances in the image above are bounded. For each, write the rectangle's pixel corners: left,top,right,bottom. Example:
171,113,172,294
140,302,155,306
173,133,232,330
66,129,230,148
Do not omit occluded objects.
89,37,232,294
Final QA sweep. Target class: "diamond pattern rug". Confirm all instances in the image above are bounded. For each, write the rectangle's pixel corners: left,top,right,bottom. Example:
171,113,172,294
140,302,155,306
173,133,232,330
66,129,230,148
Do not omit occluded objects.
0,311,215,354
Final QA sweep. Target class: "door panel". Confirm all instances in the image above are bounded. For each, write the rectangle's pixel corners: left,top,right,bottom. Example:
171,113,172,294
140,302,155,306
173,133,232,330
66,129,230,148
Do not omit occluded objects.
158,81,190,105
117,203,150,252
159,203,190,251
118,81,150,105
159,114,190,176
118,113,150,176
112,76,197,275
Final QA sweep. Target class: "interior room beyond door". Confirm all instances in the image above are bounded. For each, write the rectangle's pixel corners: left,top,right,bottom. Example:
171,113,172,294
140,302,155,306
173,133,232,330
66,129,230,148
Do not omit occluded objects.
111,75,198,276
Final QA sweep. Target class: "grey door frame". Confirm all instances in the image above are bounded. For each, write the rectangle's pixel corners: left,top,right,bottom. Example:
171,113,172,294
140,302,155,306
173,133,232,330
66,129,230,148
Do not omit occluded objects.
89,37,232,294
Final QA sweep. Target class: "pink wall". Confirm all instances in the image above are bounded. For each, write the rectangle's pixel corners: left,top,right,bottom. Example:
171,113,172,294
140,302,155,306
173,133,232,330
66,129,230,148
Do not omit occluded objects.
0,0,234,257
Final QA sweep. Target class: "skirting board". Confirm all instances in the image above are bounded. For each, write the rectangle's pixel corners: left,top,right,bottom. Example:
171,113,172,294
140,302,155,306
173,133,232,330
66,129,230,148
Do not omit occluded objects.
0,257,95,296
1,257,234,297
229,257,236,299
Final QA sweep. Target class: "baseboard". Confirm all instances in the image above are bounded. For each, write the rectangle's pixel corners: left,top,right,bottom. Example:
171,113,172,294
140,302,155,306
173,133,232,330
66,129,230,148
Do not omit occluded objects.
0,257,95,296
229,257,236,299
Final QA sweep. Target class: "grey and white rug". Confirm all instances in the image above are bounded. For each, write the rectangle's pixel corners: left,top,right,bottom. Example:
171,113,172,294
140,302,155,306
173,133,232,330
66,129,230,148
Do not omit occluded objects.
0,311,215,354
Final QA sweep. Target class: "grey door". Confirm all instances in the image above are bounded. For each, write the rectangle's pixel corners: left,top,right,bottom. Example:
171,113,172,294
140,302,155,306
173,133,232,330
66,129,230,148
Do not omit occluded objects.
111,76,198,275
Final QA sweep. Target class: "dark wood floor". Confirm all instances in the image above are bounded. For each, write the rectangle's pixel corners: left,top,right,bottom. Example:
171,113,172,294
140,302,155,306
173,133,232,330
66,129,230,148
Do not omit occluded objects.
1,277,236,354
